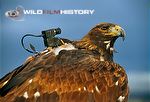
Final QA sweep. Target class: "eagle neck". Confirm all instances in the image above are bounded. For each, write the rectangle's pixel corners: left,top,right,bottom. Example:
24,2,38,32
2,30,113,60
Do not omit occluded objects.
82,35,114,61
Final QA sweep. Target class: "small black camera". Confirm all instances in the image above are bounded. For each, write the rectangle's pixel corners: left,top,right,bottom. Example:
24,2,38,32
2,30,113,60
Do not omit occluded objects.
21,27,64,54
42,28,62,47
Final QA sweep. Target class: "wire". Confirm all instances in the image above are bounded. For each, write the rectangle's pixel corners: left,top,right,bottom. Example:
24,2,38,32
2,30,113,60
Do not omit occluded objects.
21,34,43,54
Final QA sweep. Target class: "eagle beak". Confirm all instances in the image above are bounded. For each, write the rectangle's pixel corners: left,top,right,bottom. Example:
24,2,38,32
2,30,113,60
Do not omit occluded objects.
119,28,126,41
114,25,126,41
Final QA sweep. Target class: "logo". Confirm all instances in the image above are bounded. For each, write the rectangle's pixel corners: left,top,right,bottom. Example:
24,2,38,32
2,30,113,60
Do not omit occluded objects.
5,6,24,21
23,9,95,15
5,6,95,21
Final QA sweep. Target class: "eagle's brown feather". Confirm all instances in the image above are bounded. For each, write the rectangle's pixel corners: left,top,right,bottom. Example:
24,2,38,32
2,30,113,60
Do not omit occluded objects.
0,50,128,102
0,23,128,102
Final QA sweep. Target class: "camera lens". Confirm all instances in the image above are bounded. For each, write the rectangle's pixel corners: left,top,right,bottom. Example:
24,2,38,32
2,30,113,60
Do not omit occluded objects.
42,28,61,35
54,28,61,34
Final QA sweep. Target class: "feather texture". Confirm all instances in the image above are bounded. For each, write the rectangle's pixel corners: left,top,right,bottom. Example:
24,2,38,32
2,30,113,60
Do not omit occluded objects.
0,23,128,102
0,49,128,102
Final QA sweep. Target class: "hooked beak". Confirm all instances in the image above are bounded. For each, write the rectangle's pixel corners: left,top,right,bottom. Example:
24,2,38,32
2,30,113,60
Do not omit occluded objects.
120,28,126,41
113,25,126,41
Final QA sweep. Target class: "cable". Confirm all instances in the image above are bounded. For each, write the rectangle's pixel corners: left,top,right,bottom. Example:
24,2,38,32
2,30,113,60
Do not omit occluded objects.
21,34,43,54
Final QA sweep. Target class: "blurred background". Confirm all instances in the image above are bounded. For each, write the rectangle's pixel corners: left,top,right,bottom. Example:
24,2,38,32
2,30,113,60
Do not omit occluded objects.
0,0,150,101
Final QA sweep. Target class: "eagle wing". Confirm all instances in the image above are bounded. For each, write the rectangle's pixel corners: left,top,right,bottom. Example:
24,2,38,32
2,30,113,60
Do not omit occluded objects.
0,49,128,102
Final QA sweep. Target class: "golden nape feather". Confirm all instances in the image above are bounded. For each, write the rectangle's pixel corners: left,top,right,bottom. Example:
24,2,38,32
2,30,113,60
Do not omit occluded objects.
0,23,129,102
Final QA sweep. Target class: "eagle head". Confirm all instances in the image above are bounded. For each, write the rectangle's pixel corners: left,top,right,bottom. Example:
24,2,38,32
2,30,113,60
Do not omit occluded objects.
88,23,125,47
81,22,126,61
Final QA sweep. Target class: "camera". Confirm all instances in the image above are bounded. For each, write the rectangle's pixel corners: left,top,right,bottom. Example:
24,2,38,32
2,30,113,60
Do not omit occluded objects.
42,28,62,47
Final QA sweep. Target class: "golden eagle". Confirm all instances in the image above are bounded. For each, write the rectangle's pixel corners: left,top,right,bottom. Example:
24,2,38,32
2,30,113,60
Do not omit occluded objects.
0,23,129,102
